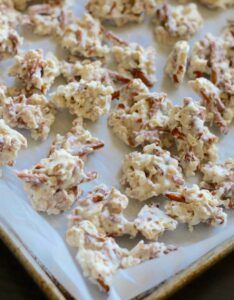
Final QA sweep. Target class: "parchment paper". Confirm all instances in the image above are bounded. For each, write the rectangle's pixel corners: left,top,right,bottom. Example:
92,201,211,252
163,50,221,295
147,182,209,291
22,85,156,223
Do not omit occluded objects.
0,1,233,300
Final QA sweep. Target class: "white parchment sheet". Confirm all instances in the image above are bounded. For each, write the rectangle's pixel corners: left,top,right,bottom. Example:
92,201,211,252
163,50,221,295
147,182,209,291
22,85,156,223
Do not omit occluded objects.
0,1,233,300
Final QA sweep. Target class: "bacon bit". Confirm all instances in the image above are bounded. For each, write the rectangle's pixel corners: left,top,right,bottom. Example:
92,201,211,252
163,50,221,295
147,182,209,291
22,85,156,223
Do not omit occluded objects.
136,118,143,123
178,65,184,73
173,74,179,84
165,192,186,203
193,71,203,78
93,195,104,203
171,128,184,139
112,90,120,100
127,135,136,147
97,278,110,292
34,163,44,169
130,68,153,87
117,103,125,109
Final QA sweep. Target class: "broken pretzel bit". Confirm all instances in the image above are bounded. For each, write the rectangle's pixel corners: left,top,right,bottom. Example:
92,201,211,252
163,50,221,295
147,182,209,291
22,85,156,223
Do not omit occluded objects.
60,13,109,59
70,184,177,240
153,3,203,44
189,77,234,133
49,118,104,158
165,40,189,86
51,80,113,122
168,97,219,176
66,220,177,292
112,43,156,87
25,2,71,36
188,32,233,95
200,160,234,209
108,79,173,148
0,119,27,167
165,184,227,231
2,92,55,141
86,0,158,27
16,149,97,215
8,49,60,94
121,143,184,201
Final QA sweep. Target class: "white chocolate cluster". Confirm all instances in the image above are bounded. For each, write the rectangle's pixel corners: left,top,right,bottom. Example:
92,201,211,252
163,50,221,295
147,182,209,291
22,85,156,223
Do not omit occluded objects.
0,119,27,166
70,185,137,237
26,2,71,36
134,204,178,240
66,219,176,292
8,49,60,94
86,0,158,27
165,185,227,231
201,160,234,209
49,118,104,158
168,98,218,176
1,91,55,141
121,144,184,201
112,43,156,87
16,149,96,214
188,30,233,95
60,13,109,59
109,79,172,147
51,80,113,121
190,78,234,133
154,3,203,44
69,185,177,238
165,40,189,85
0,1,22,59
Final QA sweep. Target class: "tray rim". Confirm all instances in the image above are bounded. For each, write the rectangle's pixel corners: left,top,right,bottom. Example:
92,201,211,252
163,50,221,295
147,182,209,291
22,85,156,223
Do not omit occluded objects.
0,220,233,300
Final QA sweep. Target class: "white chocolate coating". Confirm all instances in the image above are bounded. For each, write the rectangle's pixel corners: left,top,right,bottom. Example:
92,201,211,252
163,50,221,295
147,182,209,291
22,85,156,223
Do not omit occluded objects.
0,119,27,166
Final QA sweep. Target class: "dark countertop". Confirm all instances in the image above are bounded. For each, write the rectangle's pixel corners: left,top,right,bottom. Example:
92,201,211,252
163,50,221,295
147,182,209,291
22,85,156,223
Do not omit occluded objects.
0,239,233,300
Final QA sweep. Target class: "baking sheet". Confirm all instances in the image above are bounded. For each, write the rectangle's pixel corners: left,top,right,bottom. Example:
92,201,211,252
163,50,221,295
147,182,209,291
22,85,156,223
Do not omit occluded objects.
0,1,233,300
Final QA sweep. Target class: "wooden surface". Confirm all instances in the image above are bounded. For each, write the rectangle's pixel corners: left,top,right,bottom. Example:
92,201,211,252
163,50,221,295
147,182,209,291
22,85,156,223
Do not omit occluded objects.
0,239,233,300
